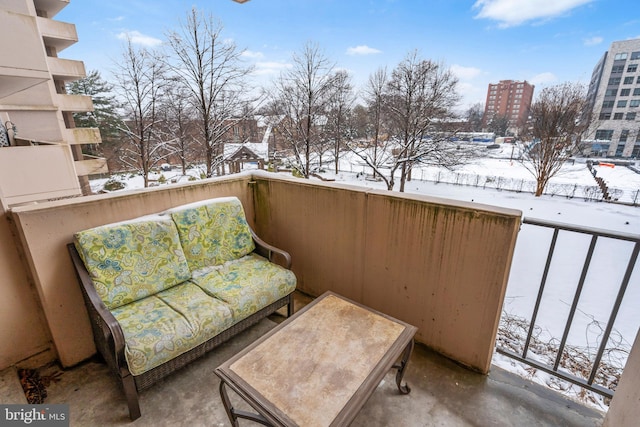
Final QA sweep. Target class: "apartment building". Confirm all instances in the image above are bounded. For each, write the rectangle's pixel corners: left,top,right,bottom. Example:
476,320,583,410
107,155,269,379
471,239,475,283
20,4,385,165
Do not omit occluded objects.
0,0,105,207
585,38,640,158
483,80,534,135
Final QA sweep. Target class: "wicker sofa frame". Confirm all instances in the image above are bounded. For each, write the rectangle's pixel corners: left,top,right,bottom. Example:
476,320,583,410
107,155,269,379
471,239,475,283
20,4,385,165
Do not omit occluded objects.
67,228,294,421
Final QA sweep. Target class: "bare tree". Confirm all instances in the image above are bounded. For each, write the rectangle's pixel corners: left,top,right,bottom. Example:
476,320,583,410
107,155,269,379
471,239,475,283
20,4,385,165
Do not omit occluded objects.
325,70,355,173
363,67,388,179
266,42,336,178
113,39,168,187
166,7,253,178
520,82,589,196
158,83,198,175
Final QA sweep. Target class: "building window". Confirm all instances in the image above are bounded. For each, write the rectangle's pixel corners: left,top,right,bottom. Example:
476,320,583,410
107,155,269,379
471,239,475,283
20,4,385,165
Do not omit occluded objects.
602,100,615,108
635,88,640,96
620,130,629,142
630,100,640,107
621,88,631,96
618,100,628,107
615,53,628,60
627,112,637,120
632,51,640,60
628,64,639,72
609,77,621,85
599,112,611,120
637,76,640,84
612,65,624,73
595,129,614,140
605,89,617,96
623,76,634,84
614,113,624,120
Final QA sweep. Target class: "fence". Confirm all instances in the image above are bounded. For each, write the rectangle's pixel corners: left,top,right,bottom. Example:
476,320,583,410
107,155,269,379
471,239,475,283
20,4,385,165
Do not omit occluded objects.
495,217,640,399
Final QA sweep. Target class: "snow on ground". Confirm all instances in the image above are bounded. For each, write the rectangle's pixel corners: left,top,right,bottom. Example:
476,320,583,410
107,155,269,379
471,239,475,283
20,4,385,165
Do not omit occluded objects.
91,146,639,409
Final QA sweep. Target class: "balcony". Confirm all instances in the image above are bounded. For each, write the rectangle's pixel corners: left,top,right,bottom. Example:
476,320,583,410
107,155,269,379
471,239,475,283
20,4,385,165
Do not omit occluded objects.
2,172,638,424
46,56,85,81
33,0,69,19
74,153,108,176
64,127,101,145
56,93,93,113
37,16,77,52
0,144,80,205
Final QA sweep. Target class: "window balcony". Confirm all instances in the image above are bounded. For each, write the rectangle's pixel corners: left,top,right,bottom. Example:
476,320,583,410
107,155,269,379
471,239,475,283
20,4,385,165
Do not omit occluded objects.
55,93,93,113
64,127,101,145
33,0,69,19
46,56,85,81
74,153,107,177
0,143,80,205
37,16,77,52
3,172,638,425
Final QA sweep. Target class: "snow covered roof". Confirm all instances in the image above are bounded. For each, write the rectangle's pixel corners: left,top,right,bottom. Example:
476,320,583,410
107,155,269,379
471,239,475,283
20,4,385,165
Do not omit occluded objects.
223,142,268,160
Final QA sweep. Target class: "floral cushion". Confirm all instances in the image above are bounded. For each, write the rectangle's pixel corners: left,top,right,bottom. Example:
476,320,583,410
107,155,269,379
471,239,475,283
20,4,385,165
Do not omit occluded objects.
74,218,191,310
167,197,255,270
189,253,297,321
111,283,234,376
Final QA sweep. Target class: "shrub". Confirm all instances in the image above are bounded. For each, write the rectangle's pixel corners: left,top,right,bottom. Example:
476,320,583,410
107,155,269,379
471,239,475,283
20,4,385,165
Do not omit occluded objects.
103,178,126,192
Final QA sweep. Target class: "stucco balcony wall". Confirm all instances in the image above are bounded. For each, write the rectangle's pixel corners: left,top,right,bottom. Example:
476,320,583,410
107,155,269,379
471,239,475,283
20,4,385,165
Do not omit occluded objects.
10,171,519,375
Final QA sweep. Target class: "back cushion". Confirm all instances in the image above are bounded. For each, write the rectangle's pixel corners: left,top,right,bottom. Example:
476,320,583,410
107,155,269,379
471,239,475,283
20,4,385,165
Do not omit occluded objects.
167,197,255,270
74,217,191,310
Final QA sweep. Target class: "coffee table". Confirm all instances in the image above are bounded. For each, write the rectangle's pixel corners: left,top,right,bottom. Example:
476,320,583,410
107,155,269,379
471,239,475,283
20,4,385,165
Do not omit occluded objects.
215,291,418,427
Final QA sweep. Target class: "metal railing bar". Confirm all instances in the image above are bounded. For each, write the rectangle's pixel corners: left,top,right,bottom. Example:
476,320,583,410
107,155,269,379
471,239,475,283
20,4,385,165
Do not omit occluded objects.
553,235,598,371
523,228,559,358
522,217,640,243
496,347,614,398
587,241,640,385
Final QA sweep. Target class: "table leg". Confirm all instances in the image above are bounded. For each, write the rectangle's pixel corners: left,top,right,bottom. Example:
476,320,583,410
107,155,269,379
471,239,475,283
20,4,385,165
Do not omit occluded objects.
219,380,274,426
393,339,414,394
219,381,240,427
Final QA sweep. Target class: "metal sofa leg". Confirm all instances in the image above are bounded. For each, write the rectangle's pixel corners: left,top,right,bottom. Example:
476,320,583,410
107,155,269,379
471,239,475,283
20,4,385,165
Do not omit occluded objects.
287,295,294,317
122,374,141,420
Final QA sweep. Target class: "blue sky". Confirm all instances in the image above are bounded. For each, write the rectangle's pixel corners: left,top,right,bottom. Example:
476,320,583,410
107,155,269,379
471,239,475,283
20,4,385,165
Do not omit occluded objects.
57,0,640,110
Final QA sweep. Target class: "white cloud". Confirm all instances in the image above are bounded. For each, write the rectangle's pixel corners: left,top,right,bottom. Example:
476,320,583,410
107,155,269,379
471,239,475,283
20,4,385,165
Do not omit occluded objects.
450,64,482,80
116,30,162,47
346,45,382,56
242,50,265,59
473,0,594,28
530,72,557,86
253,61,293,76
583,36,603,46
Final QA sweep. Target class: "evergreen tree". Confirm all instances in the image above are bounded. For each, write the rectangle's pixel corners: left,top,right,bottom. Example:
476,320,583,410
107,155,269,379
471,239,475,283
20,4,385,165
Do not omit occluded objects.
67,70,123,142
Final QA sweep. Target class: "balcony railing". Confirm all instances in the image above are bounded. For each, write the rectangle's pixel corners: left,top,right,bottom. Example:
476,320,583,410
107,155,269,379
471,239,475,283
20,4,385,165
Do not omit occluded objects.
496,217,640,399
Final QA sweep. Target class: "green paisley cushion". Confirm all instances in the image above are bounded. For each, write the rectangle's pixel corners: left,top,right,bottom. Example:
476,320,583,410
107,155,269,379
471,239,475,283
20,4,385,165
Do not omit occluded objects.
110,283,234,375
189,253,297,321
74,217,191,310
166,197,255,270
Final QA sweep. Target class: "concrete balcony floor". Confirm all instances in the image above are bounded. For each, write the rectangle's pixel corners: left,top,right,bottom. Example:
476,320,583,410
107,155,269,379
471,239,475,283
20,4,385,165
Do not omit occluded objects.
2,293,604,426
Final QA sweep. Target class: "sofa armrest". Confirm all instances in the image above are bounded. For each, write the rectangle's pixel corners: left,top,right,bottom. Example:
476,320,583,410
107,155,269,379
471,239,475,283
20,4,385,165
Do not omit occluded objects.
67,243,127,371
249,228,292,269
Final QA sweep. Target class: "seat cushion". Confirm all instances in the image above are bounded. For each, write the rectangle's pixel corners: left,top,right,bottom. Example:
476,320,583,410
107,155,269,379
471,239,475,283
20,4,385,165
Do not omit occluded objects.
166,197,255,270
189,253,297,322
111,283,234,376
74,217,191,310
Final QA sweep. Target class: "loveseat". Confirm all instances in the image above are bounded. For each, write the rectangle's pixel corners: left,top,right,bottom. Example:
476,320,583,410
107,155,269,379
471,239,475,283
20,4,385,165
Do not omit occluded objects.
68,196,297,420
